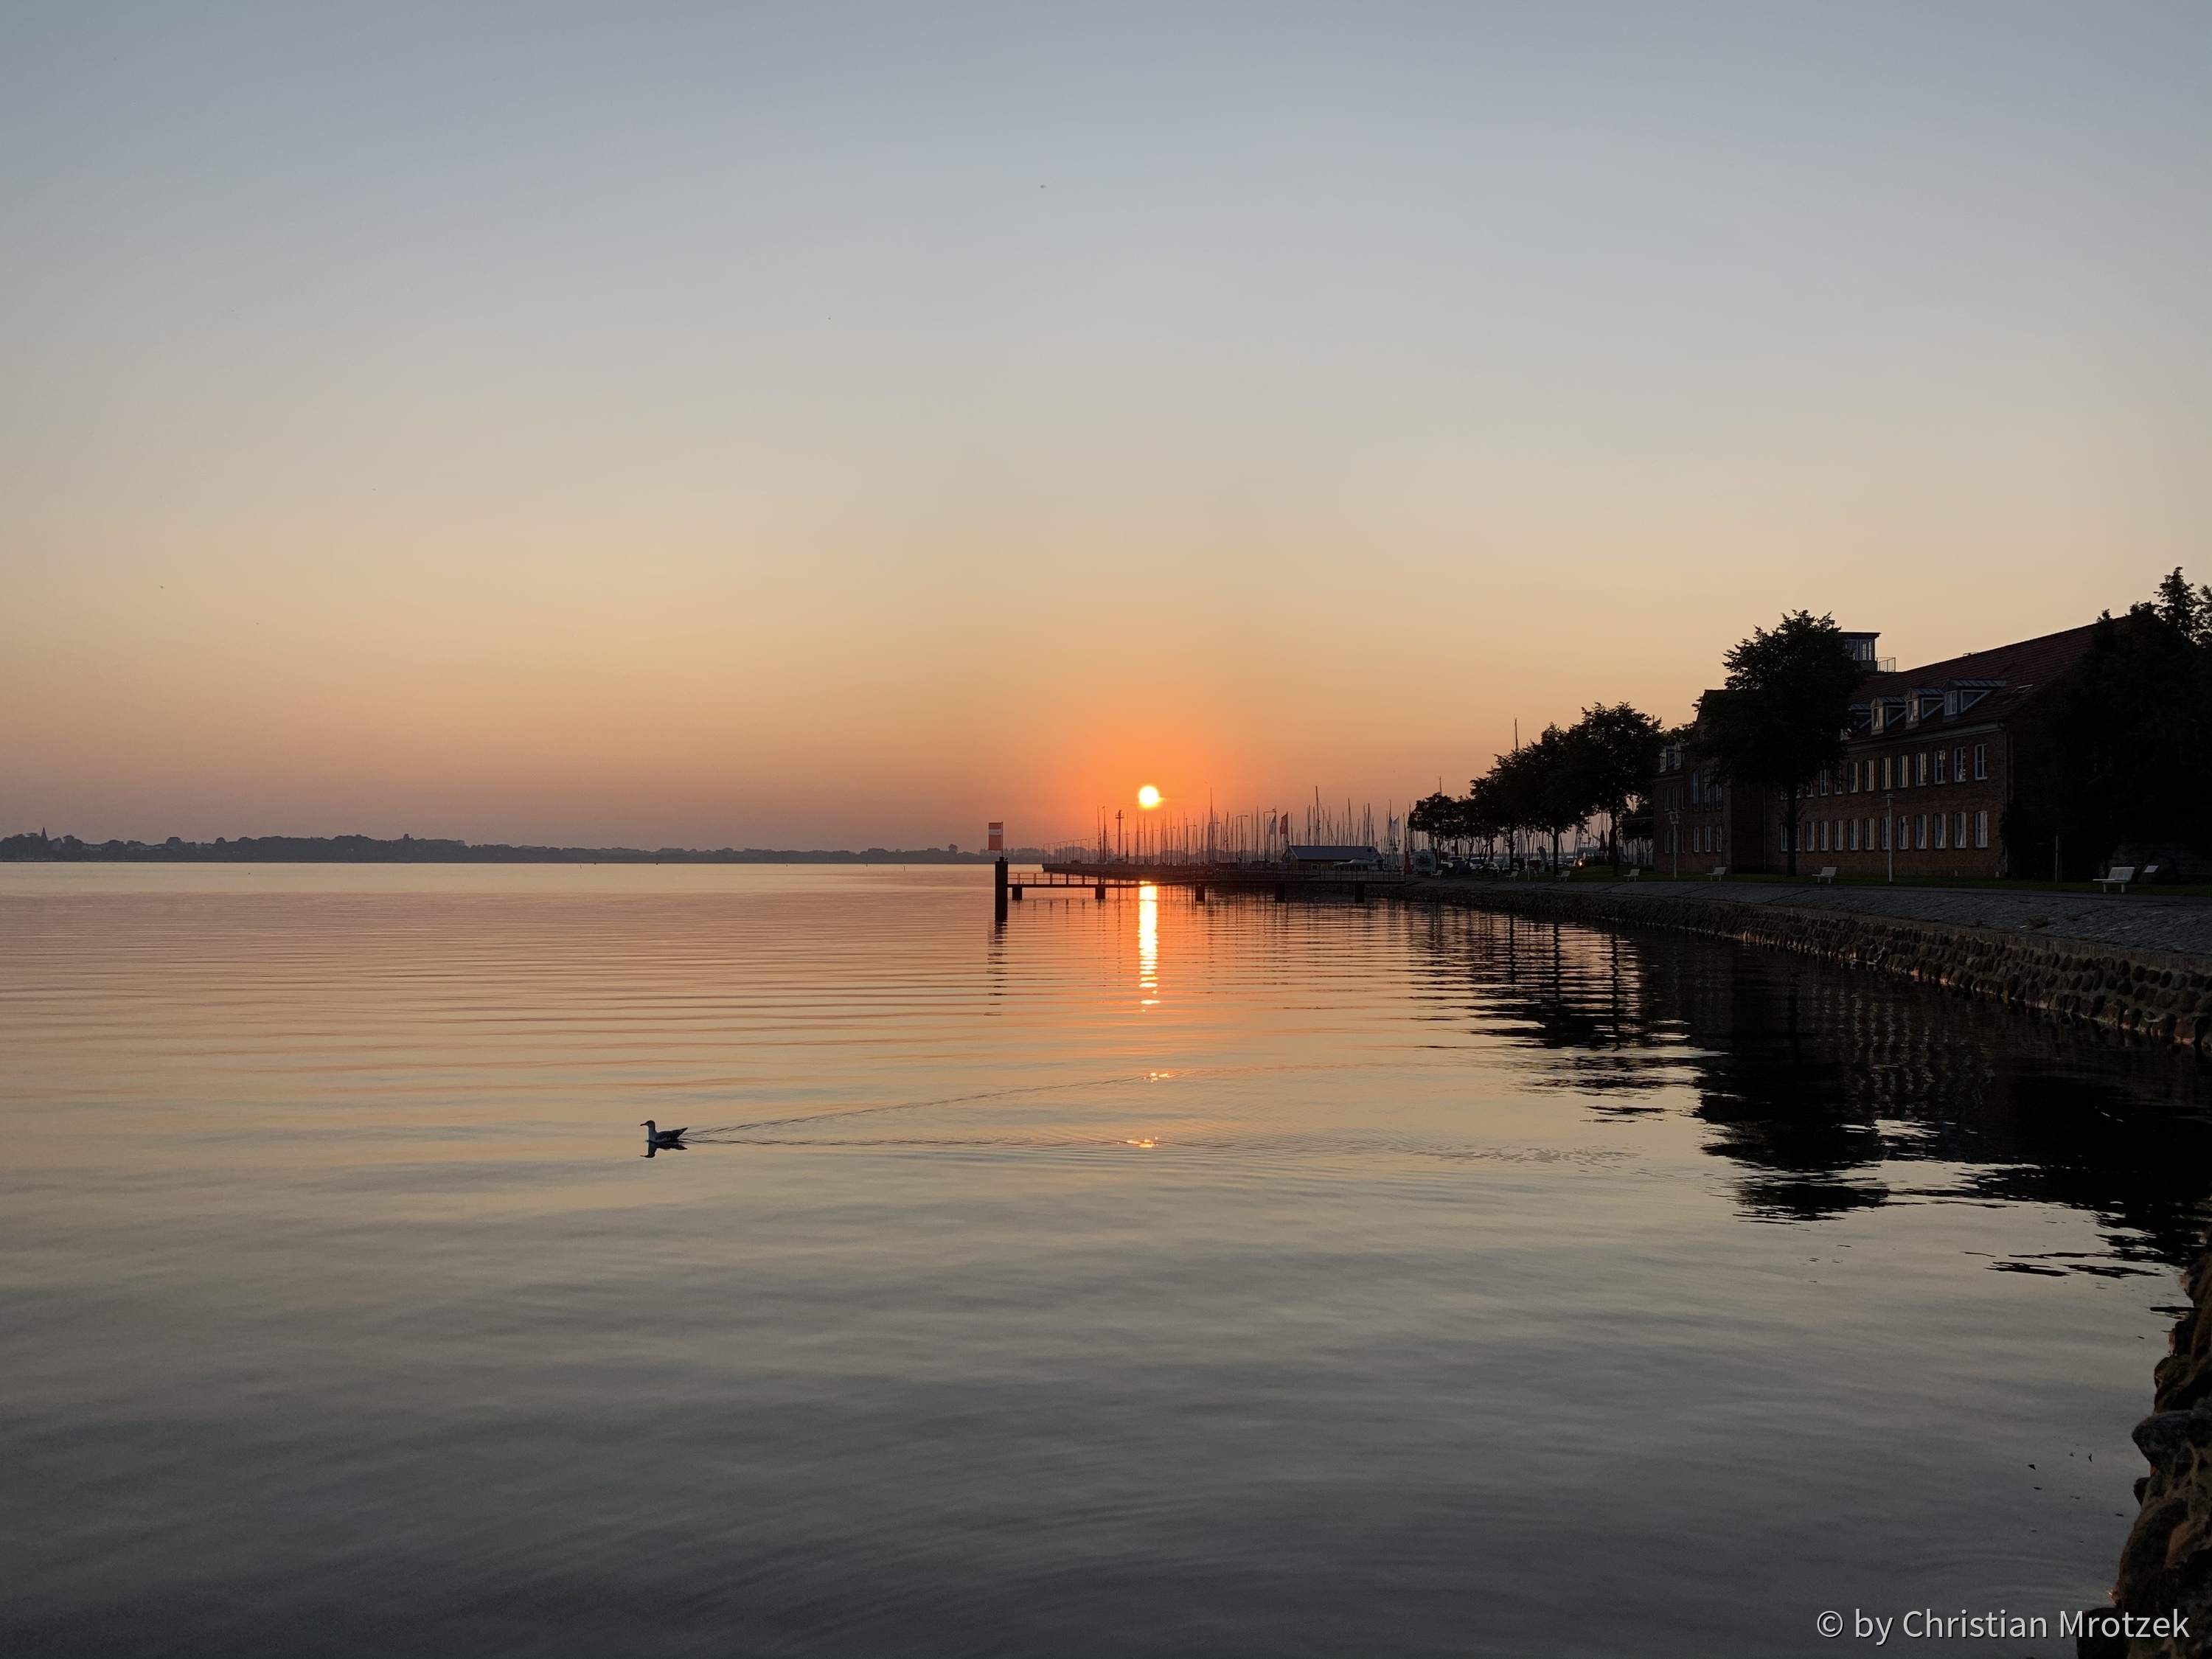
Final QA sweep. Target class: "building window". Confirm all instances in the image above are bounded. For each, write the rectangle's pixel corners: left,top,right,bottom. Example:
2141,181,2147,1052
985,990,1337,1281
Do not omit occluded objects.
1880,757,1891,790
1914,814,1926,849
1934,813,1947,849
1899,815,1910,849
1879,817,1890,851
1715,826,1723,853
1953,812,1966,848
1848,761,1860,793
1952,747,1966,783
1848,819,1860,851
1916,752,1929,786
1934,750,1948,785
1973,743,1987,781
1974,810,1989,848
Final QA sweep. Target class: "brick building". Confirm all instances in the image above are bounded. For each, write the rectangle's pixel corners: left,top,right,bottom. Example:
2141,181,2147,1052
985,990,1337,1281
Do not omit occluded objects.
1653,625,2095,878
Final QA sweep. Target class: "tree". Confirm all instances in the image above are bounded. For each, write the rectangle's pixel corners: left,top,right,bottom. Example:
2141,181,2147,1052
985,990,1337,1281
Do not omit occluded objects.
1408,792,1456,850
2003,571,2212,878
1692,612,1865,877
1409,792,1470,863
1452,703,1662,875
1461,776,1506,866
2153,567,2212,646
1495,724,1587,870
1482,740,1542,869
1562,703,1665,872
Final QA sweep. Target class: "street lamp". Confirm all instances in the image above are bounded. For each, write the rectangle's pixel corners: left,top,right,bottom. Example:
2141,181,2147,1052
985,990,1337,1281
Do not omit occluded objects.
1884,790,1895,884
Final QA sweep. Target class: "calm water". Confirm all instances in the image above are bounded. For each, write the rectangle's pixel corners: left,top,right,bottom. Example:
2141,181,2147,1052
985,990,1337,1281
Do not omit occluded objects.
5,864,2210,1657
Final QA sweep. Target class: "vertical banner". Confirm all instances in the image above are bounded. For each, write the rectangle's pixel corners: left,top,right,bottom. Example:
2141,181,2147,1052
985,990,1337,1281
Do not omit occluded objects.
987,822,1004,852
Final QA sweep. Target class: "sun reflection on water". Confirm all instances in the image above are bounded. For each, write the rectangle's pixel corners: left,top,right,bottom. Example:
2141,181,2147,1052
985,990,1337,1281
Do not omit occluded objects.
1136,884,1158,1005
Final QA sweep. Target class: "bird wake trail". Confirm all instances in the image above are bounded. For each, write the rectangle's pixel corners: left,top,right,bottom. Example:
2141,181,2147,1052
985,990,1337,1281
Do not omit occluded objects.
666,1057,1405,1145
676,1074,1152,1141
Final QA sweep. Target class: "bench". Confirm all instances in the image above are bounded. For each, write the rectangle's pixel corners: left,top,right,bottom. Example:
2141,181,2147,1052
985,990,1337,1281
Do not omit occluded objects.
2094,866,2138,894
1622,868,1641,881
1708,866,1728,882
1814,866,1837,885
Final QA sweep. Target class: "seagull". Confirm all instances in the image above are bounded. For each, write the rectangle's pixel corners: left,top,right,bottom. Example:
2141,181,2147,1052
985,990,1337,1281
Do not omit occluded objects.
641,1119,688,1149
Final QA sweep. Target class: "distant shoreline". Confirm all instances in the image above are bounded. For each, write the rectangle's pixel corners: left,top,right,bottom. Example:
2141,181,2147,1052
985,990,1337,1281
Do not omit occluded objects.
0,831,1047,866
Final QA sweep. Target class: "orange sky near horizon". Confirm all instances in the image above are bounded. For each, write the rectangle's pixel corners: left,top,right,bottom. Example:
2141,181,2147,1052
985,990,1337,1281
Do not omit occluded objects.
2,6,2205,849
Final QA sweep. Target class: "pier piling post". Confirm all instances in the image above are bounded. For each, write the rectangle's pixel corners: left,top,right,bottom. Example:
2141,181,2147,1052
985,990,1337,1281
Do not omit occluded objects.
1094,882,1106,901
994,857,1009,924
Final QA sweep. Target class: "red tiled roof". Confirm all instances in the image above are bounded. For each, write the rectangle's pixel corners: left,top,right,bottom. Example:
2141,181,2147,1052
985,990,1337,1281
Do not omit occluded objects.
1859,624,2096,698
1851,622,2096,731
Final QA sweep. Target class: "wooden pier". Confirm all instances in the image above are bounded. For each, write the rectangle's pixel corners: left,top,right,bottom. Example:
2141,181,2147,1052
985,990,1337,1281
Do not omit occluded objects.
994,858,1407,919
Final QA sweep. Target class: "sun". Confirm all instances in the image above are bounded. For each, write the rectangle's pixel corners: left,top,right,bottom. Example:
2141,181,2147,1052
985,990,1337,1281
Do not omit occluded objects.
1136,785,1162,809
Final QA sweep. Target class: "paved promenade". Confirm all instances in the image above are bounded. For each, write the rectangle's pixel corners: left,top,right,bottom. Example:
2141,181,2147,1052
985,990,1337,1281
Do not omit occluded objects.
1431,878,2212,960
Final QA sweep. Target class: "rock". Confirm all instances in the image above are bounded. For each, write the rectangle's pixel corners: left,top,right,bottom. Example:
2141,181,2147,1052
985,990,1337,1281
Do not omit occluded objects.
2107,1243,2212,1657
2135,1411,2194,1474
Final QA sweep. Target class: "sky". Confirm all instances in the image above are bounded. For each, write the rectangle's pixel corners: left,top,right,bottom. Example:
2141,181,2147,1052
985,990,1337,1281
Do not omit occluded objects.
2,2,2207,849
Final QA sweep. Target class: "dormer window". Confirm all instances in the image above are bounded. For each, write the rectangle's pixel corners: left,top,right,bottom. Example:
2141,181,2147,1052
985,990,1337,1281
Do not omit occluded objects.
1947,678,2003,716
1849,703,1873,734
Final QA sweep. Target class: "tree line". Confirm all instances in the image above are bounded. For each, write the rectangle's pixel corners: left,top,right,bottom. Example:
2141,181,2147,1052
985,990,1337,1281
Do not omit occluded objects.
1408,703,1666,872
1408,611,1870,877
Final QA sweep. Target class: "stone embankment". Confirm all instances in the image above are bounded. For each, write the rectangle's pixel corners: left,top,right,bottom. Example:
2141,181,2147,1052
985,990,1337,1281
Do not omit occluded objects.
2104,1246,2212,1658
1394,879,2212,1051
